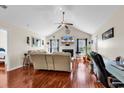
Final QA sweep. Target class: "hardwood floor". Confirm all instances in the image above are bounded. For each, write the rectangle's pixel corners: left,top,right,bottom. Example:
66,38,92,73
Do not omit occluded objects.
0,57,104,88
0,62,5,70
0,62,7,88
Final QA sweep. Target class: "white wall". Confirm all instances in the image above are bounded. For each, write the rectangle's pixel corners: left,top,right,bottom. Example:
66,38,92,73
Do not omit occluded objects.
0,29,7,51
0,20,44,71
0,29,7,65
92,6,124,59
46,26,91,57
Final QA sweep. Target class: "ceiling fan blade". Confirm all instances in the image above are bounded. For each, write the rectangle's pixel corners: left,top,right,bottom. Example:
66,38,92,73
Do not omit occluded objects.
57,25,62,29
56,11,73,29
65,23,73,25
65,25,68,29
0,5,7,9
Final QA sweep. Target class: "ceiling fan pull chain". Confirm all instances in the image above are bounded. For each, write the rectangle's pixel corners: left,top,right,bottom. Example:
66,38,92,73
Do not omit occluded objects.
62,11,65,22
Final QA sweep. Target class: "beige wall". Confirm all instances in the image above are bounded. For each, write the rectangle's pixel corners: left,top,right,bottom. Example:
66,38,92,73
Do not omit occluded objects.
92,6,124,59
0,20,44,71
46,26,91,56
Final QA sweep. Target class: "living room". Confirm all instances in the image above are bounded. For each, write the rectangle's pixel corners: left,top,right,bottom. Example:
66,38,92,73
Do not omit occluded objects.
0,4,124,89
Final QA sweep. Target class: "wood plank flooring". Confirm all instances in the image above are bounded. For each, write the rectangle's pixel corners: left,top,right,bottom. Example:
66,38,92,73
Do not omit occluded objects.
0,62,7,88
0,57,104,88
0,62,5,70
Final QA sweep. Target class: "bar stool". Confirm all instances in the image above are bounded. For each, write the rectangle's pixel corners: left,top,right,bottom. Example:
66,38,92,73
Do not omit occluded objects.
23,53,31,69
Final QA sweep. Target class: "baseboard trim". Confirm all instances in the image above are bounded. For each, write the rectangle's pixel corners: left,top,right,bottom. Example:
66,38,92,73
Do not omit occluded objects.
7,65,23,71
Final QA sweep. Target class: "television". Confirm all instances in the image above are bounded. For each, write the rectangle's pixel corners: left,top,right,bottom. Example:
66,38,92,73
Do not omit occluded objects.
61,35,74,43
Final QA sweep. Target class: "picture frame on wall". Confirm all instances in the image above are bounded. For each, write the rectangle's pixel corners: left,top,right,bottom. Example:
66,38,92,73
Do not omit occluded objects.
31,37,41,47
27,36,30,44
102,27,114,40
42,40,44,45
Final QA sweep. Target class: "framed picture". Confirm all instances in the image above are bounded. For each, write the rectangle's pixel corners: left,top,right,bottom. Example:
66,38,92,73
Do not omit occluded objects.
102,27,114,40
31,37,41,47
42,40,44,45
26,36,30,44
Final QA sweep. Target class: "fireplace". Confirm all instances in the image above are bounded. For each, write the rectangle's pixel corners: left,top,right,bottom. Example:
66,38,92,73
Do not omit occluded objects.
62,49,74,57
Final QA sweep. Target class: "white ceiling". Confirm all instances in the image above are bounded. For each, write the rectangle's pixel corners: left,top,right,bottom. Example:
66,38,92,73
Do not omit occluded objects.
0,5,120,36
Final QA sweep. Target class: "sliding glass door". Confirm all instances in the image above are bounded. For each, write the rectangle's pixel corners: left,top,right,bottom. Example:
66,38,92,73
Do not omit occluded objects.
50,39,59,53
76,38,87,55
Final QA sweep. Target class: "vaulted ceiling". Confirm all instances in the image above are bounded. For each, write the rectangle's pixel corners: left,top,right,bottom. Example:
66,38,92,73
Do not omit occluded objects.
0,5,120,36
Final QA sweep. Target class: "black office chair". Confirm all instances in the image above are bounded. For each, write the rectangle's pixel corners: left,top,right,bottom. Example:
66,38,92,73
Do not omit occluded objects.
96,53,114,77
96,52,124,87
90,51,124,88
90,52,110,87
91,51,115,76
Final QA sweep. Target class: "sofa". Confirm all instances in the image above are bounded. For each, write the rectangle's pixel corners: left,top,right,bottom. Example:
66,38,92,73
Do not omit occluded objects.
28,49,47,54
30,52,72,72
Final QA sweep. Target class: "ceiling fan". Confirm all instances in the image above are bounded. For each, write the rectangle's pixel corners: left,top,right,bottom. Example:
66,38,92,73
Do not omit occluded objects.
57,11,73,29
0,5,7,9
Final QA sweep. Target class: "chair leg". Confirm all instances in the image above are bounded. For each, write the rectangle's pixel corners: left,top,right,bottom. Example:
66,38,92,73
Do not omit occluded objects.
23,58,26,68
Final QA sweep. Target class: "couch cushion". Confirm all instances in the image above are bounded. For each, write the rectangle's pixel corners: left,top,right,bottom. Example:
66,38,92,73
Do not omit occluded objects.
53,52,71,56
30,54,48,70
28,49,47,54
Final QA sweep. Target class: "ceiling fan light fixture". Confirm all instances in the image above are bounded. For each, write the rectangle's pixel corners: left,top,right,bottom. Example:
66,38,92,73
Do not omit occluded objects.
56,11,73,30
